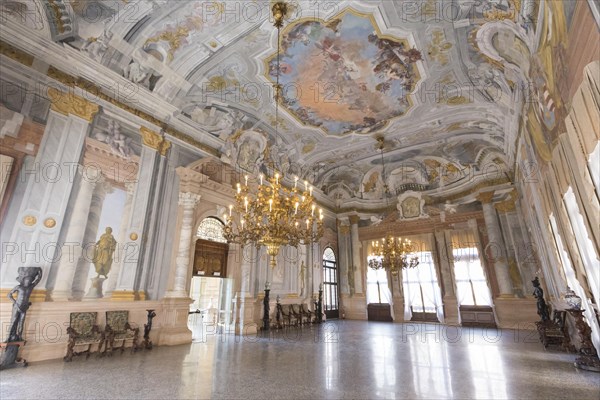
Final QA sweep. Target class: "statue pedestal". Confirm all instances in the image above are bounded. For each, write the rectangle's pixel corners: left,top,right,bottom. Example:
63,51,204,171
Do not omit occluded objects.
85,277,106,299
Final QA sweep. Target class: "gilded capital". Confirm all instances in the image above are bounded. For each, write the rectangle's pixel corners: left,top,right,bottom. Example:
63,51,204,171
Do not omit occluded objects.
348,215,360,225
494,190,517,213
140,126,163,150
476,191,495,204
159,139,171,156
48,88,99,122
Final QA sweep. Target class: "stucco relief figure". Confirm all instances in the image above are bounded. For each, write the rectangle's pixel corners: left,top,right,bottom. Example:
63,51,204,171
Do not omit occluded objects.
94,120,134,158
237,140,262,173
401,197,420,218
92,227,117,279
7,267,42,342
123,60,150,84
81,30,112,62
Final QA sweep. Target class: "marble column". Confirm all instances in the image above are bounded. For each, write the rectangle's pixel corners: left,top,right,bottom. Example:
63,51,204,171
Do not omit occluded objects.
435,230,459,324
435,230,456,298
113,127,168,300
165,192,201,298
49,166,99,301
0,93,99,297
105,182,135,296
336,219,350,294
477,191,514,297
349,215,363,294
71,177,112,300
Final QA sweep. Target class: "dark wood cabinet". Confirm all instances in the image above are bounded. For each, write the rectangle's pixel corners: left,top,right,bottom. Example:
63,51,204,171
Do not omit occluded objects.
367,303,393,322
193,239,228,277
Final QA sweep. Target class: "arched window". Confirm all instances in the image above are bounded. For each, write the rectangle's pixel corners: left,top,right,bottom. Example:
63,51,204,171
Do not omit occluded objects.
322,247,339,319
197,217,227,243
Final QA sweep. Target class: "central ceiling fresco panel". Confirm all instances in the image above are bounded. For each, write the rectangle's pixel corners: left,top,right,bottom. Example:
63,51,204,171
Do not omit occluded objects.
266,9,422,136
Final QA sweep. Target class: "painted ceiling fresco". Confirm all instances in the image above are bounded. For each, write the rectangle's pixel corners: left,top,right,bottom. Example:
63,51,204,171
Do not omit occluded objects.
266,10,422,136
2,0,577,207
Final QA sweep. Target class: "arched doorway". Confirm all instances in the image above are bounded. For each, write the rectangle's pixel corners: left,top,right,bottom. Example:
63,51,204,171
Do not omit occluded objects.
188,217,233,338
322,247,339,319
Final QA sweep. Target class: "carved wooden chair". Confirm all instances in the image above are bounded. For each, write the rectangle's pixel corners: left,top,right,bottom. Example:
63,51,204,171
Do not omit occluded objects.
105,310,139,355
291,304,306,325
64,312,104,362
536,307,574,351
279,304,297,327
300,303,314,324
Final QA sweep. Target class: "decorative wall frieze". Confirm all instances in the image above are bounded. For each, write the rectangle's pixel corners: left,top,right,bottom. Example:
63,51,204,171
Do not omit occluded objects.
359,211,484,241
0,41,33,66
48,87,99,121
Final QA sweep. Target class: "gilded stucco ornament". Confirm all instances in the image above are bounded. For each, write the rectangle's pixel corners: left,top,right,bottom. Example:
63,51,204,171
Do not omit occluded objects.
47,88,100,122
43,218,56,228
140,127,170,155
22,215,37,226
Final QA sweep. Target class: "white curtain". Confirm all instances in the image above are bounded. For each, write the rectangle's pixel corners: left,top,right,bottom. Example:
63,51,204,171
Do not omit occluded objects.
451,230,494,306
403,270,420,321
366,265,393,305
402,239,444,323
564,188,600,319
551,213,600,355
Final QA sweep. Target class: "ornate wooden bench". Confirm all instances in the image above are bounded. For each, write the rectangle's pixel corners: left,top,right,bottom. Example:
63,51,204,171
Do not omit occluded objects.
104,310,139,355
64,312,104,362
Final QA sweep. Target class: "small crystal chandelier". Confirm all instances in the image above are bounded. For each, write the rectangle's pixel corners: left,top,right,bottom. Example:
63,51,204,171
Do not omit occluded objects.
223,2,324,268
368,234,419,275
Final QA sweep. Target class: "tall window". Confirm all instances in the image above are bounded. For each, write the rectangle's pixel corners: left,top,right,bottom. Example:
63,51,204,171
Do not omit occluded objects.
451,231,492,307
403,251,443,320
322,248,339,319
366,264,390,304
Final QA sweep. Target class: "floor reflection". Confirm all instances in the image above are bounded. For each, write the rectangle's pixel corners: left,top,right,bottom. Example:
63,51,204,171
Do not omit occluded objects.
1,321,598,400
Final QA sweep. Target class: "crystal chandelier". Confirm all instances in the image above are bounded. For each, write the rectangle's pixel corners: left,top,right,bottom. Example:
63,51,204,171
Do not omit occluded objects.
368,234,419,275
223,2,324,269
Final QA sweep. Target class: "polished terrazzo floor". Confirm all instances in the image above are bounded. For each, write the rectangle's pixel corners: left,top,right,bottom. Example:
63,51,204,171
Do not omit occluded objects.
1,320,599,399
